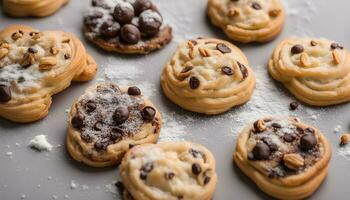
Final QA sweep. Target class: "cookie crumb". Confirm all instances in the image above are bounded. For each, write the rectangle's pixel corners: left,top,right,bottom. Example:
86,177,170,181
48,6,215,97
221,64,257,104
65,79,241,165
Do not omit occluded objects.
340,133,350,146
29,135,53,152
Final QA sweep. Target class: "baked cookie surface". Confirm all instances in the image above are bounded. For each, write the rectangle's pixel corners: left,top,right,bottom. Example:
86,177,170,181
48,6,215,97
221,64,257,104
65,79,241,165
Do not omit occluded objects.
161,37,255,115
3,0,69,17
83,0,172,54
269,37,350,106
207,0,285,43
0,25,97,123
234,117,331,200
119,141,217,200
66,83,162,167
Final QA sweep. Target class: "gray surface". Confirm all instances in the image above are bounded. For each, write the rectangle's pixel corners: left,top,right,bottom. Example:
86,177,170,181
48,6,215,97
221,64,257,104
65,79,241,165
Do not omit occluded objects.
1,0,350,199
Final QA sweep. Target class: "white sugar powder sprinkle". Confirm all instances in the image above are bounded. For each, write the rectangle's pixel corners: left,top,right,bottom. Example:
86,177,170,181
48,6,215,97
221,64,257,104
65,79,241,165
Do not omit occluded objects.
28,135,53,152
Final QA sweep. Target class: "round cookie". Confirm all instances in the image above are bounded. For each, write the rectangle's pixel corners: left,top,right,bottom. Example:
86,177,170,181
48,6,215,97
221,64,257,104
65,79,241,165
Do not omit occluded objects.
161,37,256,115
66,83,162,167
0,25,97,123
3,0,69,17
119,141,217,200
269,37,350,106
83,0,172,54
207,0,285,43
233,117,331,200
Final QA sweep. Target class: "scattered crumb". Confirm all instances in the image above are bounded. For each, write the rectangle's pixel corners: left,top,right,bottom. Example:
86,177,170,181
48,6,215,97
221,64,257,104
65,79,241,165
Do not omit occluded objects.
105,183,117,194
29,135,53,152
20,195,26,199
64,194,70,199
334,125,341,133
15,143,20,147
48,176,53,180
82,185,89,191
70,180,78,189
310,115,317,120
5,152,13,156
52,195,58,200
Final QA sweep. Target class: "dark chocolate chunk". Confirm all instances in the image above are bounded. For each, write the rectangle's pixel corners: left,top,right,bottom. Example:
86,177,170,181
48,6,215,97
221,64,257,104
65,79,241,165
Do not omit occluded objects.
296,127,305,135
92,0,111,9
203,176,211,185
305,127,315,134
221,66,233,76
28,47,38,53
291,44,304,54
113,3,135,24
262,138,278,152
139,10,162,36
300,133,317,150
64,54,71,60
331,43,344,50
85,100,96,112
18,76,25,83
289,102,299,110
132,0,152,15
94,140,109,151
191,163,202,175
189,76,200,89
94,121,103,131
164,172,175,180
271,123,282,129
181,66,194,73
252,2,262,10
100,21,120,38
0,85,11,102
111,127,125,140
141,106,156,121
310,40,317,46
140,162,154,180
284,133,296,142
216,43,231,54
128,86,141,96
120,24,141,44
113,106,129,124
252,142,270,160
71,115,84,129
189,149,206,162
237,62,248,80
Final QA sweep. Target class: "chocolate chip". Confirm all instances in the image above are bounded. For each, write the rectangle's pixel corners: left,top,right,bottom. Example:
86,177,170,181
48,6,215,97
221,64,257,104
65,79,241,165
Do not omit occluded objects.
94,122,103,131
113,3,135,24
291,44,304,54
189,76,200,89
115,181,124,192
18,77,25,83
113,106,129,124
71,115,84,129
310,40,317,46
262,138,278,152
28,47,37,53
300,133,317,150
252,143,270,160
100,21,120,38
216,43,231,54
271,123,282,129
64,54,71,60
120,24,141,44
284,133,296,142
289,102,299,110
164,172,175,180
140,162,154,180
331,43,344,50
203,176,211,185
252,2,262,10
132,0,152,15
86,101,96,112
305,127,315,134
0,85,11,102
141,106,156,121
111,127,125,140
128,86,141,96
139,10,162,36
189,149,206,162
237,62,248,80
181,66,194,73
296,127,304,135
92,0,111,9
94,140,109,151
192,163,202,175
221,66,233,76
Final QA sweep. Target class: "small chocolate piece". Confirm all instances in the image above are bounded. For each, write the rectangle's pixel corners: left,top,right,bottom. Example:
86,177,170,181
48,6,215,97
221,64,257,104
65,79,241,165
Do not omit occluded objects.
71,115,84,129
94,140,109,151
237,62,248,80
289,102,299,110
252,2,262,10
100,21,120,38
139,10,162,36
141,106,156,121
221,66,233,76
189,148,206,162
284,133,296,142
291,44,304,54
0,85,11,102
164,172,175,180
18,77,25,83
113,2,135,24
331,43,344,50
203,176,211,185
85,101,96,112
94,122,103,131
262,138,278,152
133,0,152,15
252,142,270,160
140,162,154,180
64,54,71,60
191,163,202,175
300,133,317,150
113,106,130,124
189,76,200,89
128,86,141,96
120,24,141,44
28,47,38,54
181,66,194,73
271,123,282,129
92,0,111,9
216,43,231,54
296,127,305,135
310,40,317,46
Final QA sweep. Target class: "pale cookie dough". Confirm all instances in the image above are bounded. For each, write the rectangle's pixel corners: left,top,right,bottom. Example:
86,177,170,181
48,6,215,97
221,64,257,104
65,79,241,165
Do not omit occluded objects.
0,25,97,123
119,141,217,200
83,0,172,54
269,37,350,106
66,83,162,168
161,37,256,115
234,117,331,200
207,0,285,43
3,0,69,17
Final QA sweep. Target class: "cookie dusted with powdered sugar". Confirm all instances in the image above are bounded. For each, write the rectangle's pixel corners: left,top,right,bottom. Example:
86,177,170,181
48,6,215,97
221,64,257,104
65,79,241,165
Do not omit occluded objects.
3,0,69,17
119,141,217,200
207,0,285,43
269,37,350,106
83,0,172,54
66,83,162,167
234,117,331,200
0,25,97,123
161,37,255,115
